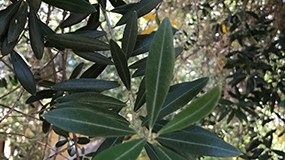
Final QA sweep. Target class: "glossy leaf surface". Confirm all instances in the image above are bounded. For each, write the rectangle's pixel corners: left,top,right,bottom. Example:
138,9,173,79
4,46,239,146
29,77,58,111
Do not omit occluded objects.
42,0,96,14
0,1,21,39
10,51,36,95
122,11,138,58
29,11,45,59
56,92,126,109
93,138,146,160
158,77,209,120
52,79,119,92
44,107,135,137
145,18,174,129
7,2,28,43
46,34,109,51
110,40,131,90
73,51,113,65
153,144,186,160
157,126,241,157
159,86,221,134
80,63,107,79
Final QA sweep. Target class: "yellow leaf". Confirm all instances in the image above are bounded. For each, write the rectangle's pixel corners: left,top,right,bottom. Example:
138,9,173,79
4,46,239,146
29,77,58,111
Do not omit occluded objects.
143,13,155,20
140,26,157,35
170,20,179,28
221,23,227,33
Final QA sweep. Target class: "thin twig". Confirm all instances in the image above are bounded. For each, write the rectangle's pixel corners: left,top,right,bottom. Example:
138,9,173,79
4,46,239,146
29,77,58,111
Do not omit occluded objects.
72,133,80,160
101,5,115,40
0,85,20,99
0,88,25,123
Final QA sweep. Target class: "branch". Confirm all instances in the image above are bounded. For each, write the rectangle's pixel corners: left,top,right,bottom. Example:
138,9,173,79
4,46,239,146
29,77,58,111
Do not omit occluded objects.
0,88,25,123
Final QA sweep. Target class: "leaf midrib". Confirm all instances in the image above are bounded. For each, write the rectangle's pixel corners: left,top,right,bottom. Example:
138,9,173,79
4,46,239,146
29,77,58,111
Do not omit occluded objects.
158,136,239,155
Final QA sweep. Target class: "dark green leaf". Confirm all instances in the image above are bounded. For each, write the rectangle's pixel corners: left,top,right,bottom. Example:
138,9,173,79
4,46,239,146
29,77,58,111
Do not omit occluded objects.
42,119,51,133
122,11,138,58
109,0,126,7
44,107,135,137
145,18,174,130
77,137,90,144
10,51,36,95
134,78,146,111
115,0,162,26
52,79,119,92
69,62,85,79
144,142,159,160
93,138,146,160
29,11,45,60
159,86,221,134
59,13,89,29
42,0,96,14
72,30,106,39
94,137,124,156
153,144,186,160
132,64,145,77
73,51,113,65
132,33,155,56
26,89,56,104
80,63,107,79
158,77,209,120
110,40,131,90
55,102,129,125
26,0,41,12
7,2,28,43
53,126,69,137
157,126,241,157
56,92,126,109
1,35,17,56
129,58,147,69
46,34,109,51
56,139,68,148
0,0,21,39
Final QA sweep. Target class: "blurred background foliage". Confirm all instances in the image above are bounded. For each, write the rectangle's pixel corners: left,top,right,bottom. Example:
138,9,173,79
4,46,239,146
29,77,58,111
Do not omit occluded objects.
0,0,285,159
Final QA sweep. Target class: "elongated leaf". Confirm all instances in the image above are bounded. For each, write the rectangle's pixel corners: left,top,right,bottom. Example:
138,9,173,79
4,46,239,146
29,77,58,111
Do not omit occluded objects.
46,34,109,51
115,0,162,26
0,1,21,39
73,51,113,65
145,18,174,129
29,11,45,60
55,102,129,125
10,51,36,94
153,144,186,160
110,40,131,90
122,11,138,58
158,86,221,135
26,89,56,104
109,0,126,7
157,126,241,157
144,142,159,160
56,92,126,109
134,78,146,111
94,137,124,156
59,13,89,29
71,30,106,39
26,0,41,12
80,63,107,78
7,2,28,43
158,77,209,120
44,107,135,137
42,0,96,14
69,62,84,79
93,138,146,160
1,35,17,56
52,79,119,92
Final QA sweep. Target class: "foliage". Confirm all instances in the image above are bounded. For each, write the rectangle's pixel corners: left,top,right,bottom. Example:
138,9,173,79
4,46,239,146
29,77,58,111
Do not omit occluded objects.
0,0,243,159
